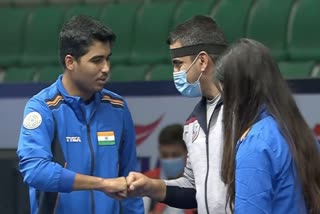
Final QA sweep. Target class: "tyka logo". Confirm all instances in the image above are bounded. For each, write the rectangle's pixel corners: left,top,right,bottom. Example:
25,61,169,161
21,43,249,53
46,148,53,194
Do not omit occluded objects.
66,136,81,143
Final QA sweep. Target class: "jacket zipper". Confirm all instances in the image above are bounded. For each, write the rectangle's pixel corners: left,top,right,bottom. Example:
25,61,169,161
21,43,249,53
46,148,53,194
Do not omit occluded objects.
86,124,95,214
204,123,211,214
81,103,97,214
204,102,223,214
81,104,96,214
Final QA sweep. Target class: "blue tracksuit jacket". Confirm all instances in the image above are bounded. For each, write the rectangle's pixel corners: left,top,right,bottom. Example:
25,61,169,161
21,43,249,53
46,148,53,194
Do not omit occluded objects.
17,76,144,214
235,109,308,213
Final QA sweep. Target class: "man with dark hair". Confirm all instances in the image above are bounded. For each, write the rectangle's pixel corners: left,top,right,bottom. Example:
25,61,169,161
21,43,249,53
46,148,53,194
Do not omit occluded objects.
158,124,187,180
127,15,230,214
145,124,187,181
17,15,143,214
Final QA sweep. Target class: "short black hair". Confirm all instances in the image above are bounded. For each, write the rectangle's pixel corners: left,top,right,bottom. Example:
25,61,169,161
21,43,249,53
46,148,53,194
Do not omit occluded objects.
59,15,116,68
167,15,227,46
158,124,185,148
167,15,227,60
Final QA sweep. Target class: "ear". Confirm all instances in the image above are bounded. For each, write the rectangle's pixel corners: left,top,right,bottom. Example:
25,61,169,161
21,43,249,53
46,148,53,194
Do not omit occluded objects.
198,51,210,72
65,55,75,71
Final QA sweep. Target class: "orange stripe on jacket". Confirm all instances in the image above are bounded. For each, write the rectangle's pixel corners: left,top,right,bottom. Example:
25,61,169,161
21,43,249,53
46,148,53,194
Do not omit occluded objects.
102,95,124,104
46,95,63,106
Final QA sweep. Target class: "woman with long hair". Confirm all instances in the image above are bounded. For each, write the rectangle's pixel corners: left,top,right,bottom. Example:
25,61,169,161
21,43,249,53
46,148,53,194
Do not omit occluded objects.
213,38,320,213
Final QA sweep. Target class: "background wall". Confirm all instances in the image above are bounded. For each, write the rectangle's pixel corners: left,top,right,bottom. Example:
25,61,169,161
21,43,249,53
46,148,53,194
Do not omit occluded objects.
0,80,319,214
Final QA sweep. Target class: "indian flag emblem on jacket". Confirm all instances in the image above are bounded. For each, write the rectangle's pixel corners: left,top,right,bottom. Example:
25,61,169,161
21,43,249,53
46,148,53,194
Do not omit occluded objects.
97,131,115,146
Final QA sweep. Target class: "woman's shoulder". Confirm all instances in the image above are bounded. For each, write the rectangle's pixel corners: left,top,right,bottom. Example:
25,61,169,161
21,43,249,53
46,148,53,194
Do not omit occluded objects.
237,116,292,172
244,116,287,150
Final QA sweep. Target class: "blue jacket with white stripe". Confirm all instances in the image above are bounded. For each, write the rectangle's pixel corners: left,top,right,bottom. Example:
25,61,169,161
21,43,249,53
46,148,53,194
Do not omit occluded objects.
17,75,143,214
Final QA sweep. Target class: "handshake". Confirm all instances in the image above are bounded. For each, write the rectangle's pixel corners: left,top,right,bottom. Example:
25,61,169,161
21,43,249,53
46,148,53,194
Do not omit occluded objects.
97,172,165,201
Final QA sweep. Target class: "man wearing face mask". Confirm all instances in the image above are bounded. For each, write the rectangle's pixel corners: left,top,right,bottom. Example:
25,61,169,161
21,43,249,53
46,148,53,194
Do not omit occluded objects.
144,124,196,214
158,124,187,180
126,15,230,214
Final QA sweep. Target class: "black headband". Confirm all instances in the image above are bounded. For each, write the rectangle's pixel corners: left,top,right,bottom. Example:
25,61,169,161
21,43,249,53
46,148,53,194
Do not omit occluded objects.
170,43,227,58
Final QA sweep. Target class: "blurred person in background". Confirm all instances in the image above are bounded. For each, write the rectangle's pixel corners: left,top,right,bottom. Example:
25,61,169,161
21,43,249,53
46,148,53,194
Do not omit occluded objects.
144,124,196,214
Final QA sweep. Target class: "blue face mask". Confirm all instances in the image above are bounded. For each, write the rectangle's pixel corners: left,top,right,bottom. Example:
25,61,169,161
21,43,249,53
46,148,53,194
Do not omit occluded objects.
160,156,185,179
173,55,203,97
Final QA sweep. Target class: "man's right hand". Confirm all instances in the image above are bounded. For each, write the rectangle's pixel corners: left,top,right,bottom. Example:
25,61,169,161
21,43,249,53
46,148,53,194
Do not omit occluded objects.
126,172,166,201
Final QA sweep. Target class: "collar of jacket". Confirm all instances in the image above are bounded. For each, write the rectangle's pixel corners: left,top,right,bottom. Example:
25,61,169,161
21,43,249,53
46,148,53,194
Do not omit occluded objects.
239,106,269,142
187,96,223,134
55,75,102,122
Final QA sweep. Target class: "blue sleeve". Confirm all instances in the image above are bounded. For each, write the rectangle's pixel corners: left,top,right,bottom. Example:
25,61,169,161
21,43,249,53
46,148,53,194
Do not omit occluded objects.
16,98,76,193
235,136,274,213
119,101,144,213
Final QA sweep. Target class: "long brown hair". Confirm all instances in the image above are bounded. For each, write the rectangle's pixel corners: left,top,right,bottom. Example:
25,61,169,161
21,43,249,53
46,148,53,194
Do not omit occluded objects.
214,38,320,213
